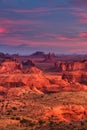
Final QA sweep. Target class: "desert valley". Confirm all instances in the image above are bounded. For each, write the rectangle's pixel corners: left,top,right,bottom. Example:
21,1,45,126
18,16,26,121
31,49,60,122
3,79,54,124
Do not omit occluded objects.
0,51,87,130
1,0,87,129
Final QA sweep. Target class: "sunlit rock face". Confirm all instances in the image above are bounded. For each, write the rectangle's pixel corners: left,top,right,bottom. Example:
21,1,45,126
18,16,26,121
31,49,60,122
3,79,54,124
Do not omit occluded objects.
25,66,43,74
0,60,42,75
45,105,87,122
55,60,87,72
0,61,22,74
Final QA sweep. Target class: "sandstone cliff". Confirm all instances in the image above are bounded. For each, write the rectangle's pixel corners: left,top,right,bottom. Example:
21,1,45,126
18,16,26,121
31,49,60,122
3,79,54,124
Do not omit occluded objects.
0,61,22,74
55,60,87,72
62,71,87,85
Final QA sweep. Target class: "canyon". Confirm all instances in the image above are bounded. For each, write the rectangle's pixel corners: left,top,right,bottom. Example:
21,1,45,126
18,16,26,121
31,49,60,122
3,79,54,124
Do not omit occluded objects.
0,52,87,130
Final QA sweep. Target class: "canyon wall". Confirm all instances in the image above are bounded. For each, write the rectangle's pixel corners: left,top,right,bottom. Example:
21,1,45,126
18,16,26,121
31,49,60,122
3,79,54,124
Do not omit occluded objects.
55,60,87,72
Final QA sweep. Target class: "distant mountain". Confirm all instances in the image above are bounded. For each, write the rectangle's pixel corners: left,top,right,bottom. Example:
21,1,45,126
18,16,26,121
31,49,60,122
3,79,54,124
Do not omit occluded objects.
30,51,45,58
0,52,6,58
0,52,13,61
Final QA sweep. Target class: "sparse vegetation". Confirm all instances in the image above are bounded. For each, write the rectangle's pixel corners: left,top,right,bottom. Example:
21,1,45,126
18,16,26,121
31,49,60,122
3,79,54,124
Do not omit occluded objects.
0,54,87,130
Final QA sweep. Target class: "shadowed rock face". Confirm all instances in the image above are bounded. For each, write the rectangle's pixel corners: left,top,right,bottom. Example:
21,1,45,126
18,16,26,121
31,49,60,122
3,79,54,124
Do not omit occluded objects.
22,60,35,67
62,71,87,85
55,60,87,86
55,60,87,72
22,60,43,74
44,52,56,62
0,82,25,88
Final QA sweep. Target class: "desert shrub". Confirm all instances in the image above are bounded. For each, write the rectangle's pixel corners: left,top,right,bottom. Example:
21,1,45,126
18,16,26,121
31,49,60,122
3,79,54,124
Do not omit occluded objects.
10,116,20,121
10,116,15,120
49,120,58,130
80,121,84,126
49,120,54,126
40,95,44,98
80,128,86,130
20,118,35,127
38,119,45,125
15,116,20,120
20,118,28,124
6,109,12,115
12,107,17,110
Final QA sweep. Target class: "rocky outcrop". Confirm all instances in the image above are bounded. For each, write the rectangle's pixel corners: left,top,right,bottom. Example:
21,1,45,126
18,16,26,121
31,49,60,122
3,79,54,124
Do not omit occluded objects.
0,61,22,74
62,71,87,85
0,72,86,96
44,52,56,62
55,60,87,72
0,60,43,75
22,59,35,67
22,60,43,74
24,67,42,74
46,105,87,122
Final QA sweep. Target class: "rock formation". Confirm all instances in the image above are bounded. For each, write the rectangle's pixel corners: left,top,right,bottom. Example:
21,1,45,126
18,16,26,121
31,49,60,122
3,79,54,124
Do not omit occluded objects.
55,60,87,72
44,52,56,62
22,59,43,74
62,71,87,85
22,59,35,68
25,67,42,74
46,105,87,122
0,61,22,74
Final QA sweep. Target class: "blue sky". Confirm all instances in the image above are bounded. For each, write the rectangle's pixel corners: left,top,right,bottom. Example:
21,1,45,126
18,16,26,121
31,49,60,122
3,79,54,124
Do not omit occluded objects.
0,0,87,54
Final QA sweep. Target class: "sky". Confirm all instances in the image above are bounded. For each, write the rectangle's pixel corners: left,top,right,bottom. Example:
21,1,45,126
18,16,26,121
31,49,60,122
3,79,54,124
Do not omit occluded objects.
0,0,87,54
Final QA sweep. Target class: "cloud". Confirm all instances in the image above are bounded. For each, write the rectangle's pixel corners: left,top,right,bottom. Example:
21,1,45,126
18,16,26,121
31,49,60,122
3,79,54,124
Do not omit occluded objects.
0,27,7,33
71,9,87,24
0,18,42,26
29,32,80,42
79,32,87,37
6,7,81,14
70,0,87,7
0,1,87,54
0,18,43,37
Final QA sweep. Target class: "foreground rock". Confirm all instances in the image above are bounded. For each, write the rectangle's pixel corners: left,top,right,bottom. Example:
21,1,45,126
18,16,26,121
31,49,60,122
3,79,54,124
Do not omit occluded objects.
45,105,87,122
0,72,87,98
